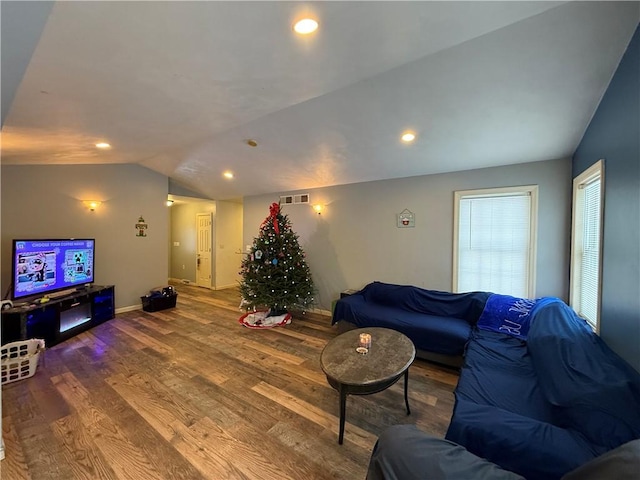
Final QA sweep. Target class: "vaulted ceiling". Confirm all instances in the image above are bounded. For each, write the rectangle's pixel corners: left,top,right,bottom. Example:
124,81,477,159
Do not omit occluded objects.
2,1,638,200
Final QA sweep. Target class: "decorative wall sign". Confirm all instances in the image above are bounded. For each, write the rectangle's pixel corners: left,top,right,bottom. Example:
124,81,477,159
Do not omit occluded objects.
135,216,148,237
396,209,415,228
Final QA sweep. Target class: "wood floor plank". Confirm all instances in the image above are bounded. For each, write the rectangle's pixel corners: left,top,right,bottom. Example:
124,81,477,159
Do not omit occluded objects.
267,420,367,479
105,372,205,441
1,414,32,480
53,372,167,480
50,414,118,480
64,353,207,480
130,315,175,335
251,381,378,451
1,283,458,479
110,318,174,355
226,419,338,480
169,417,254,479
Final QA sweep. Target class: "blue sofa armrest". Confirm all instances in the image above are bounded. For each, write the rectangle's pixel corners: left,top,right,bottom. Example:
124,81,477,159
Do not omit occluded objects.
561,439,640,480
527,299,640,450
367,425,524,480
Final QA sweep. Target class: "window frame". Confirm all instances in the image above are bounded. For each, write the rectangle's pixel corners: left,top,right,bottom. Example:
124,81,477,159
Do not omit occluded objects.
453,185,538,298
570,159,604,333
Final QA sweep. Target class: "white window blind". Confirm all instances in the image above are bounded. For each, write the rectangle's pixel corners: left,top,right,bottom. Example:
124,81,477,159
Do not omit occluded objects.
454,187,537,298
571,160,604,332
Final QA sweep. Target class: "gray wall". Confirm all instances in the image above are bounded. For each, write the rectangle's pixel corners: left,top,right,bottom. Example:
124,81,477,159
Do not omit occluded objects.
243,158,571,310
215,201,243,289
573,25,639,372
1,164,169,308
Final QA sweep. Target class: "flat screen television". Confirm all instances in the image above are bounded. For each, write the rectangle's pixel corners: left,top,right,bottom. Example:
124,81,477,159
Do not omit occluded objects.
12,238,95,300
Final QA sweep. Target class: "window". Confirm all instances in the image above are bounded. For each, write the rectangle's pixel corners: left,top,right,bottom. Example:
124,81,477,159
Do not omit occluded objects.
570,160,604,332
453,186,538,298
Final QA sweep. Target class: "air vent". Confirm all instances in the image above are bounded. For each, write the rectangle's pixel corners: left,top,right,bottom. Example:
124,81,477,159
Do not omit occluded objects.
280,194,309,205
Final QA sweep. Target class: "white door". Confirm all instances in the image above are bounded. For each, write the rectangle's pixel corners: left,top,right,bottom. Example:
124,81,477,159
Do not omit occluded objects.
196,213,212,288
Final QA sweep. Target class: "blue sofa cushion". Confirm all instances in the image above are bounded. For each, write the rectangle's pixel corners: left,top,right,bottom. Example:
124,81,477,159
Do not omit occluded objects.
446,398,601,480
527,299,640,450
333,294,471,356
476,294,539,340
455,328,554,422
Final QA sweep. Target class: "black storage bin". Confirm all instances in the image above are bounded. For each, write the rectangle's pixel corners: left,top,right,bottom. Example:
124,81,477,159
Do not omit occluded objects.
141,293,177,312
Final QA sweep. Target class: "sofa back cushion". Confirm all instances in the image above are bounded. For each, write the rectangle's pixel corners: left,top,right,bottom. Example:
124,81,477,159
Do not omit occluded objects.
476,294,540,340
359,281,490,323
527,299,640,450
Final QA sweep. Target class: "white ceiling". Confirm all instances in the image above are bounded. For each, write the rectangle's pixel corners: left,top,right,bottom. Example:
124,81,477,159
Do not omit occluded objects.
2,1,638,200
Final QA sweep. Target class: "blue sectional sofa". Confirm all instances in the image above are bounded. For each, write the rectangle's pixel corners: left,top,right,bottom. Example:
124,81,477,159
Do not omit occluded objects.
360,287,640,479
332,281,491,366
445,294,640,479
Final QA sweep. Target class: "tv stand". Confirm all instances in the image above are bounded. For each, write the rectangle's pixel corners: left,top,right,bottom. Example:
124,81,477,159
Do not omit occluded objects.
45,288,78,300
1,285,115,347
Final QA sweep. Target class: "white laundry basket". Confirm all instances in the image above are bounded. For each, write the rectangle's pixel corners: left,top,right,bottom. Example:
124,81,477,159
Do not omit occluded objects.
1,339,45,385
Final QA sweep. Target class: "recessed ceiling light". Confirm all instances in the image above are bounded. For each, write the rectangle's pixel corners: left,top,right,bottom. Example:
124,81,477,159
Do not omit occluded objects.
223,171,234,179
294,18,318,35
401,132,416,143
95,142,111,149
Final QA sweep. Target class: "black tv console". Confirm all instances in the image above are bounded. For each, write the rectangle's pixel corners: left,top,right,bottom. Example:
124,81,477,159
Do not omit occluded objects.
1,285,115,347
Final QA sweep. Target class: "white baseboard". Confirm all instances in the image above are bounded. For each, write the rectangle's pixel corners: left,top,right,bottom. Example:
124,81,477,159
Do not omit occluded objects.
169,278,237,291
115,304,142,314
168,277,196,285
212,283,237,290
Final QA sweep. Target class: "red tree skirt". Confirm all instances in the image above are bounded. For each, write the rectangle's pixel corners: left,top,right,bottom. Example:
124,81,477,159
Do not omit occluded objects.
239,310,292,329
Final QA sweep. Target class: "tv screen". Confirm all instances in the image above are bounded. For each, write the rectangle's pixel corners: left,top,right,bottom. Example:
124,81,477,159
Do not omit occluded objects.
12,239,95,300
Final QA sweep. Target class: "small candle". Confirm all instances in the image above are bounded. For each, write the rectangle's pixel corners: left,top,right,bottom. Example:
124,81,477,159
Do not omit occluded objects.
359,333,372,349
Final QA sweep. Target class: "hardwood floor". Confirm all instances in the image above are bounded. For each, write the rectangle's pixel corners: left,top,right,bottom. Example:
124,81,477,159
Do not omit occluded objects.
1,284,459,479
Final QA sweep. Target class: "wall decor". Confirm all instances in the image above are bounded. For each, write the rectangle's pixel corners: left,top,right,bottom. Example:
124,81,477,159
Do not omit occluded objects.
135,216,148,237
397,209,415,228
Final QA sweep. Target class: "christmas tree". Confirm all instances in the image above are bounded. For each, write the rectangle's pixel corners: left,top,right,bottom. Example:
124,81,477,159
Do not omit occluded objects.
239,202,315,315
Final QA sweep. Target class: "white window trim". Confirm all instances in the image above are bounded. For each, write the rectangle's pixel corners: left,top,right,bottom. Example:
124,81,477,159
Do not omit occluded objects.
453,185,538,298
570,159,604,333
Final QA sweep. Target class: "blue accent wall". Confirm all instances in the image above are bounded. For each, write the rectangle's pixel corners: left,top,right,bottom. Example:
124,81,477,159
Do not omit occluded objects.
573,25,640,372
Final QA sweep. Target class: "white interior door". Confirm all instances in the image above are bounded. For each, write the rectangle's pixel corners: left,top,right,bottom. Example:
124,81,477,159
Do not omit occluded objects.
196,213,212,288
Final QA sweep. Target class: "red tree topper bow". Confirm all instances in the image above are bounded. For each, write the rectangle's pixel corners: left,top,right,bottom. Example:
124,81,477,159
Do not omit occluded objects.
269,202,280,234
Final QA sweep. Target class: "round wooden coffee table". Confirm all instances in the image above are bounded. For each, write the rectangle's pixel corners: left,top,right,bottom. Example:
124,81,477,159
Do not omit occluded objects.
320,327,416,444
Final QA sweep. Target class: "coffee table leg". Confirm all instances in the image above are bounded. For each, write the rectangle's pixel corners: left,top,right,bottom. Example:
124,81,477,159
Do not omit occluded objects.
339,384,347,444
404,369,411,415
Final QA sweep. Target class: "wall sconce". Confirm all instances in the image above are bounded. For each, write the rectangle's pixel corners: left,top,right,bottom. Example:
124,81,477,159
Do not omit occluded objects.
166,200,174,207
83,200,102,211
312,204,323,215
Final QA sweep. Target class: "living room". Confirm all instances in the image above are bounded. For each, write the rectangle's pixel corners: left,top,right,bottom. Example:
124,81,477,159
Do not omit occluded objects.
1,1,638,477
